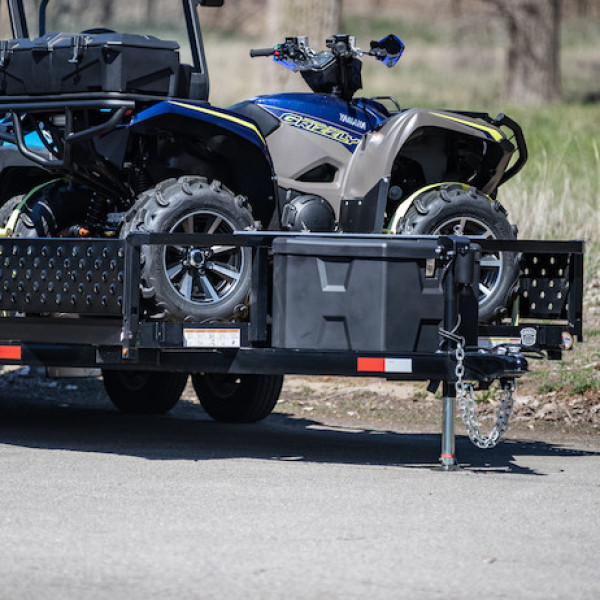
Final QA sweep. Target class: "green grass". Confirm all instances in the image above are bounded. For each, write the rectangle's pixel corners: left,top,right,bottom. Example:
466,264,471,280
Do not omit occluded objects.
536,365,599,396
500,104,600,269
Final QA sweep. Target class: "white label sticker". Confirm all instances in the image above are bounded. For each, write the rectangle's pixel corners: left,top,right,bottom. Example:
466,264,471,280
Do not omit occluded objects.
384,358,413,373
183,328,241,348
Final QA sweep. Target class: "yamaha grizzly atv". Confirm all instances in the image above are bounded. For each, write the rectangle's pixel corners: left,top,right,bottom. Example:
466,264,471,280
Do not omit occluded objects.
238,34,527,321
0,0,527,323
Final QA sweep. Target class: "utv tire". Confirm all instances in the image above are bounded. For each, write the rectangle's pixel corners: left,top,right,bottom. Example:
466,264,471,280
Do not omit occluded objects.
123,177,254,321
401,184,519,323
13,180,88,238
0,195,23,228
191,373,284,423
102,370,188,414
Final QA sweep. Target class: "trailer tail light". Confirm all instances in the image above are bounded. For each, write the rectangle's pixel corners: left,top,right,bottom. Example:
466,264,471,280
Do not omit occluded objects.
0,345,21,360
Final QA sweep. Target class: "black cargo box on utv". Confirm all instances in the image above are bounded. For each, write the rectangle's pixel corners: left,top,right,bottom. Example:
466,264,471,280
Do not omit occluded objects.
0,33,182,97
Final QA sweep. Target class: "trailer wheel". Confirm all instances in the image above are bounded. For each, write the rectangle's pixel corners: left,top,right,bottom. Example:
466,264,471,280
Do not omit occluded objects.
123,177,254,321
400,185,519,322
191,373,284,423
102,370,188,414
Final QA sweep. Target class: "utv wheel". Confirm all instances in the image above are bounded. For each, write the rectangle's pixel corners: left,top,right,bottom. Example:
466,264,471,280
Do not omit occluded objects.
191,373,284,423
400,185,519,322
123,177,254,321
13,180,88,237
0,195,23,228
102,370,188,414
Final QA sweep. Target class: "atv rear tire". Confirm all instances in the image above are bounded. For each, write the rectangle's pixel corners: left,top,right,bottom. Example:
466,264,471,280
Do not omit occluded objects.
123,177,254,321
102,370,188,414
400,185,519,323
191,373,284,423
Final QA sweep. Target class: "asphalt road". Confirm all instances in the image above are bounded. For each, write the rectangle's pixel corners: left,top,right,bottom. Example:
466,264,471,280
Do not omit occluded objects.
0,383,599,599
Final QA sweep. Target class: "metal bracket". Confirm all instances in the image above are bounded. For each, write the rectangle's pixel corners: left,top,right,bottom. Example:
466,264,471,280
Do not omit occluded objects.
121,238,141,360
0,40,12,69
69,36,87,64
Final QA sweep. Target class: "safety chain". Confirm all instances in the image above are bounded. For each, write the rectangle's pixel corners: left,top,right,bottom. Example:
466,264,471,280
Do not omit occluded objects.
454,339,516,449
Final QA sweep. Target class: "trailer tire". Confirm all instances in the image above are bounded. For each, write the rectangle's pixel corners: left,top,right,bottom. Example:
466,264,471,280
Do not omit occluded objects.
191,373,284,423
102,370,188,414
400,184,519,322
123,177,254,321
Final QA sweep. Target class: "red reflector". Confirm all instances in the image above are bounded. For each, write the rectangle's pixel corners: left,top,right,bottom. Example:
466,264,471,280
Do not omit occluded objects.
357,357,385,372
0,345,21,360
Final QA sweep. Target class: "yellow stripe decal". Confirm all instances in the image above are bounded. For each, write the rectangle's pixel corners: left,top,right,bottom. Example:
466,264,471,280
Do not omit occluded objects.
171,101,266,145
431,112,504,142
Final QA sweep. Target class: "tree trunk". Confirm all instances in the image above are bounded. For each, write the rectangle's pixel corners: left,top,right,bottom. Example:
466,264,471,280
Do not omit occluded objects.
147,0,157,24
0,2,10,39
267,0,342,48
576,0,590,17
101,0,115,24
267,0,342,90
492,0,561,105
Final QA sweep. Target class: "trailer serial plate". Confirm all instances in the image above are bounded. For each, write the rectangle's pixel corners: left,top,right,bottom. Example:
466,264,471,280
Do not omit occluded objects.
183,328,241,348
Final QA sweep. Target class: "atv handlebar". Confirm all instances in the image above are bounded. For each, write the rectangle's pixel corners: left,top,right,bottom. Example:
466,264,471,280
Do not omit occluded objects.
249,47,277,58
249,34,404,70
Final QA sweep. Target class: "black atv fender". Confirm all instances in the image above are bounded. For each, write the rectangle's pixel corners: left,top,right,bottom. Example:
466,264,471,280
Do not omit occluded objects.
0,145,53,206
129,100,277,227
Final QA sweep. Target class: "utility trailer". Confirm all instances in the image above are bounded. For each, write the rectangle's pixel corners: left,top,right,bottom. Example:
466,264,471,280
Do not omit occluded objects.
0,232,584,468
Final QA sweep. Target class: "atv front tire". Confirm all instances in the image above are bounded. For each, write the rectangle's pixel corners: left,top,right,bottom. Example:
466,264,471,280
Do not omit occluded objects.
191,373,284,423
123,177,254,321
102,370,188,414
400,185,519,322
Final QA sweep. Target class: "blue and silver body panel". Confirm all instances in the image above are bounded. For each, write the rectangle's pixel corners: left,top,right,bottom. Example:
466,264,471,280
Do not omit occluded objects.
252,93,389,152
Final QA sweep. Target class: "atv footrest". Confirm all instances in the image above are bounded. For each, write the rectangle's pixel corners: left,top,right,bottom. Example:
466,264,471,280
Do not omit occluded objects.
0,239,125,315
